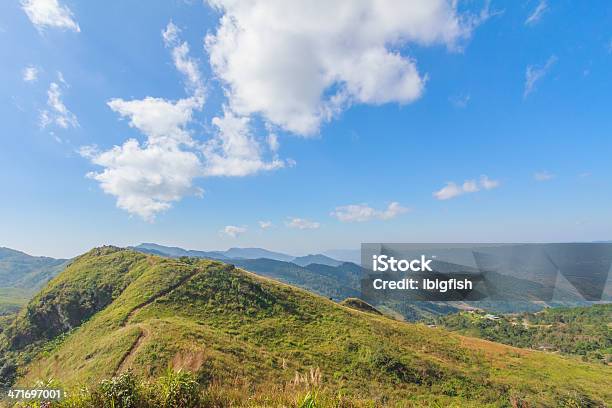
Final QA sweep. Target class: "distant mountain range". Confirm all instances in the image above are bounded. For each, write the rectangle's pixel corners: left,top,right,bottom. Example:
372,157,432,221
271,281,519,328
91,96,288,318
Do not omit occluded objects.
133,243,343,266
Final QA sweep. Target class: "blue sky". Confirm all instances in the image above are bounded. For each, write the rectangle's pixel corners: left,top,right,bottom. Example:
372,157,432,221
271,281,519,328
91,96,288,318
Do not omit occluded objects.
1,0,611,259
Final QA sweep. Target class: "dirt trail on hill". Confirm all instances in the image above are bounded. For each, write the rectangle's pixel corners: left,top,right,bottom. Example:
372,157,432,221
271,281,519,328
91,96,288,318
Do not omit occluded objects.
115,269,201,374
116,324,150,373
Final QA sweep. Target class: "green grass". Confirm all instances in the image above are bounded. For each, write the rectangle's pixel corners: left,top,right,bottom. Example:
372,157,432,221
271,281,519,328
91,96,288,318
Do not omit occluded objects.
1,247,611,407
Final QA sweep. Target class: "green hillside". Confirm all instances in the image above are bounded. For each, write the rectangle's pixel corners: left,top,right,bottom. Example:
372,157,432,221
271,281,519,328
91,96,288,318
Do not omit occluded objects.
435,305,612,364
0,247,67,315
1,247,611,407
133,244,460,320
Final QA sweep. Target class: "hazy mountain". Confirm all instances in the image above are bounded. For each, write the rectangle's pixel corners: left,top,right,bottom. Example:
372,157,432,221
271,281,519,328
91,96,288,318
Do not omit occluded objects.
292,254,343,267
322,249,361,264
0,247,68,315
133,243,229,260
1,246,609,406
223,247,295,262
0,247,67,288
134,243,296,262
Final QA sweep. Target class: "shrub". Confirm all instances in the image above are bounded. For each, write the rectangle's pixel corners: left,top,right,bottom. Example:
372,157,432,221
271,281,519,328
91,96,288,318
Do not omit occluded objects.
158,369,200,408
94,371,140,408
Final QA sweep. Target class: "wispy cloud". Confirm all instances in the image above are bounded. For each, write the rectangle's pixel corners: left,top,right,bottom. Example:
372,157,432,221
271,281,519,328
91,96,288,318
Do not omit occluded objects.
285,218,320,230
40,77,78,129
221,225,247,238
524,56,557,98
331,202,409,222
22,65,39,82
449,93,471,108
258,220,272,229
525,0,548,26
21,0,80,32
534,170,555,181
433,175,500,200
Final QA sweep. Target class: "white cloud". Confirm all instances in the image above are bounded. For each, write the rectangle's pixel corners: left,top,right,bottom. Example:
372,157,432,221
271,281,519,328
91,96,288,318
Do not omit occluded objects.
479,175,500,190
163,22,205,98
107,97,202,146
285,217,320,230
205,0,487,136
81,140,203,222
534,170,555,181
161,21,179,45
258,220,272,229
203,109,288,177
433,175,499,200
525,0,548,26
22,66,39,82
462,179,479,193
331,202,409,222
221,225,247,238
524,56,557,97
433,182,464,200
21,0,80,32
40,80,78,129
82,97,204,221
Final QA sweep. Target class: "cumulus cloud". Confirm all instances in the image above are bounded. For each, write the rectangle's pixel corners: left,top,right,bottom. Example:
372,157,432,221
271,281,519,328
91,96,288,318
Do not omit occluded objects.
22,66,39,82
433,175,500,200
331,202,409,222
40,79,78,129
21,0,80,32
205,0,487,136
525,0,548,26
285,217,320,230
81,141,203,221
221,225,247,238
524,56,557,97
534,170,555,181
82,96,204,221
258,220,272,229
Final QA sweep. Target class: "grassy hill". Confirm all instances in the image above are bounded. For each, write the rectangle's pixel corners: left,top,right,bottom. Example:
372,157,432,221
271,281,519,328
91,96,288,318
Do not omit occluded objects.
1,247,610,407
0,247,67,315
435,305,612,364
131,244,461,320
